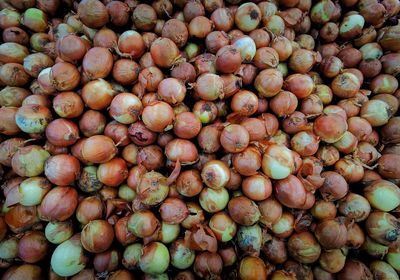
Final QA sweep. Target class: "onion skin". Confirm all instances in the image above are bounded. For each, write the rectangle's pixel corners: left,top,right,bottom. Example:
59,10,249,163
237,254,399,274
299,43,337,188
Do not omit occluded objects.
364,180,400,212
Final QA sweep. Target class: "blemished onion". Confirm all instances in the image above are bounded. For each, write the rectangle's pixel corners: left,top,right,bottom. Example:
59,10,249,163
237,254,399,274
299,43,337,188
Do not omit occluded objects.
51,234,88,277
338,193,371,222
270,91,298,117
11,145,50,177
81,220,114,253
199,187,229,213
364,180,400,212
45,221,74,245
337,259,373,280
139,242,170,275
315,218,348,249
137,171,169,206
201,160,230,189
15,104,52,134
142,101,175,132
38,186,78,222
150,37,180,68
258,197,283,227
366,211,400,246
52,91,84,118
45,119,79,147
378,153,400,179
320,171,348,201
262,144,294,180
82,78,115,110
288,231,321,264
109,93,142,124
220,124,249,153
285,74,315,99
193,251,222,279
228,196,260,226
117,31,145,59
386,247,400,273
239,256,268,280
211,8,234,32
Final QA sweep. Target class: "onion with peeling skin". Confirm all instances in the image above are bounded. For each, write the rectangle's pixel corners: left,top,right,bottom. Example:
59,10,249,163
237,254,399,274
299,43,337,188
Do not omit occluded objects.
366,211,400,246
262,144,294,180
288,231,321,264
364,180,400,212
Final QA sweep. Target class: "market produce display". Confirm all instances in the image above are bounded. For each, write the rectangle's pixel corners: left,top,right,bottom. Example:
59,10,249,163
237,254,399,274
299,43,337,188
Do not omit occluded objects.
0,0,399,279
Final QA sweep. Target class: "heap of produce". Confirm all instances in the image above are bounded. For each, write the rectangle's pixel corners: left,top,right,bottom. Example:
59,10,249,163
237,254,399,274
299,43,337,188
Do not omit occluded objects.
0,0,399,279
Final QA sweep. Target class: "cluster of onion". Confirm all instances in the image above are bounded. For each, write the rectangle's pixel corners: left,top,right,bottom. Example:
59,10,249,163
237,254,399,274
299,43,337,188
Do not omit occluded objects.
0,0,400,279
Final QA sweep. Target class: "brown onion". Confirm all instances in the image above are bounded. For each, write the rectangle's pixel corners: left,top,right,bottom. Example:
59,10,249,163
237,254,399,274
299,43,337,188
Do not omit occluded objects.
315,218,348,249
39,186,78,222
288,231,321,264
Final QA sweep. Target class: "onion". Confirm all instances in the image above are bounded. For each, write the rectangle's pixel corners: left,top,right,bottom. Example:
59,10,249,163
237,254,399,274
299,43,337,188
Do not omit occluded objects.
275,175,307,208
258,197,282,227
44,154,80,186
209,211,237,242
366,211,400,246
338,192,371,222
137,171,169,206
51,234,88,277
18,177,51,207
378,154,400,179
289,49,319,74
15,104,52,134
228,196,260,226
105,1,129,26
271,211,294,238
364,180,400,212
262,144,294,180
194,73,224,101
132,4,157,31
0,140,24,167
159,198,189,224
52,91,84,118
45,221,74,245
81,135,117,164
0,8,21,29
171,62,197,84
122,243,142,270
79,110,106,137
81,220,114,253
2,264,43,280
288,231,321,264
232,36,257,63
82,78,115,110
139,242,170,275
199,187,229,213
239,256,268,280
11,145,50,177
211,8,234,32
0,236,18,261
78,0,109,29
116,31,145,60
82,47,113,80
369,261,399,280
150,37,180,68
315,218,348,249
319,249,346,273
311,200,337,220
17,231,48,263
38,186,78,222
387,246,400,273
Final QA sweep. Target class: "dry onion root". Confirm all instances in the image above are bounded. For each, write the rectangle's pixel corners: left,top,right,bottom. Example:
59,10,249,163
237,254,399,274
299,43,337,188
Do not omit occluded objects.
0,0,400,279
